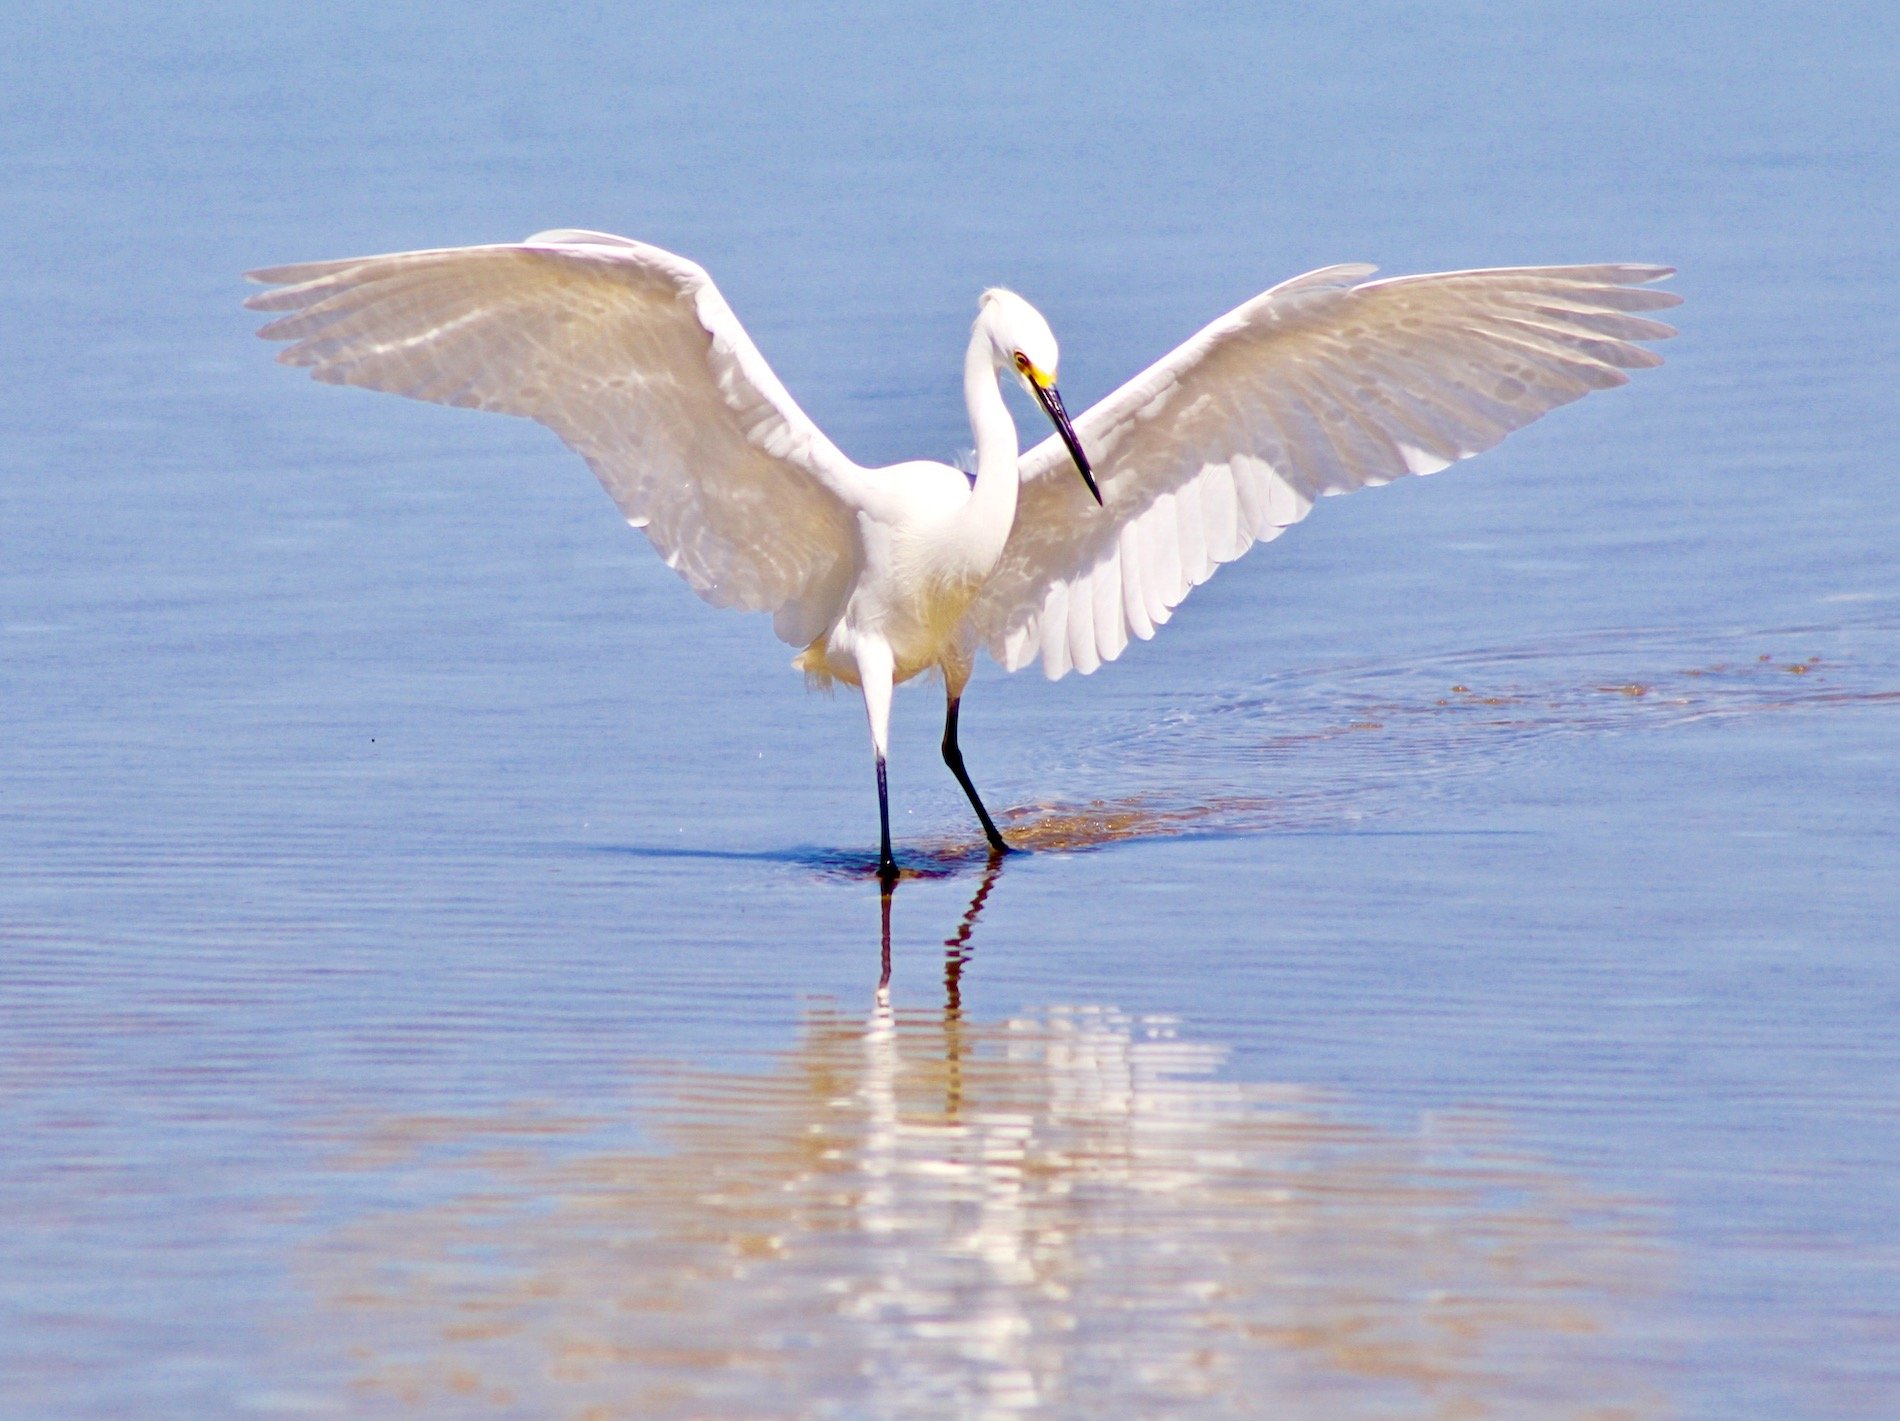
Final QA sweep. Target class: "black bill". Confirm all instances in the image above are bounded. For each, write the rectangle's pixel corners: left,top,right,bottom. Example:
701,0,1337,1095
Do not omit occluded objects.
1032,381,1102,506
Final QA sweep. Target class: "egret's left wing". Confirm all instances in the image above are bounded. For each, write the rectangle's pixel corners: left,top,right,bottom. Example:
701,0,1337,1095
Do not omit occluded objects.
968,264,1680,678
245,230,870,647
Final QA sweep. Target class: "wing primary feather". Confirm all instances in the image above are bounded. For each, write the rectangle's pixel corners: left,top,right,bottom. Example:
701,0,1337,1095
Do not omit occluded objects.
1145,491,1185,622
1173,475,1211,588
1118,518,1155,641
1067,565,1100,675
1041,580,1074,679
1093,549,1127,665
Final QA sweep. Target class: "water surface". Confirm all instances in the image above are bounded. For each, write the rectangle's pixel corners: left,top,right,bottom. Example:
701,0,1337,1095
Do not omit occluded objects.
3,4,1897,1417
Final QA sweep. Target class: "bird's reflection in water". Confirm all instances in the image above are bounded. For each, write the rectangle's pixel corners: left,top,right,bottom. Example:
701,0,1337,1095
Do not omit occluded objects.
311,871,1667,1419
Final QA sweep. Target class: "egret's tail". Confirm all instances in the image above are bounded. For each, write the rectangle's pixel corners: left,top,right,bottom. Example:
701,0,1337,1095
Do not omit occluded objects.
793,642,840,693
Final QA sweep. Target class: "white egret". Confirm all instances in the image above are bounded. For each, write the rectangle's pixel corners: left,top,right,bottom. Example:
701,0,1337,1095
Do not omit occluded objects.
245,230,1678,880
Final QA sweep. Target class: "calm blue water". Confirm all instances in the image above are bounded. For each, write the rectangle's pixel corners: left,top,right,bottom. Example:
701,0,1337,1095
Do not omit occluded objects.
3,4,1897,1417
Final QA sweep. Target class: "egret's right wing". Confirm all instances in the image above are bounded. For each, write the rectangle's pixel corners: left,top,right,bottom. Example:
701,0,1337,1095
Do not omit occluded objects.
971,263,1680,678
246,230,869,647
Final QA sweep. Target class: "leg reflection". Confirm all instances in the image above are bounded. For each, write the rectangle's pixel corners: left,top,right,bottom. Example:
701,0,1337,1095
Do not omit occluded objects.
942,856,1001,1121
871,854,1006,1122
877,885,893,994
871,852,1004,1010
943,853,1002,1020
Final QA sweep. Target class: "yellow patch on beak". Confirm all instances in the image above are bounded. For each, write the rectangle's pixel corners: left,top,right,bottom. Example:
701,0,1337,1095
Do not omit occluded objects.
1026,363,1055,390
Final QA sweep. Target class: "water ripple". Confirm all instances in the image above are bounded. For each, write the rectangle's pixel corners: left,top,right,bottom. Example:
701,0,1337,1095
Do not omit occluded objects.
906,618,1900,862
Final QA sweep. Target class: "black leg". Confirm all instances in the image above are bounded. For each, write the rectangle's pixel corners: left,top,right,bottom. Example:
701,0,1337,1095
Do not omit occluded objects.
942,696,1011,855
876,754,899,885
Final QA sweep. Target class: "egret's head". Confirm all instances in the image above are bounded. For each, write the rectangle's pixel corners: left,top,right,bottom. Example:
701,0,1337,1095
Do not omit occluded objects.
976,288,1101,505
978,288,1061,390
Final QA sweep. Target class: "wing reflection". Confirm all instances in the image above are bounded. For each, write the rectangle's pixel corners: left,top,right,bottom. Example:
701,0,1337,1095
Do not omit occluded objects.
309,883,1666,1418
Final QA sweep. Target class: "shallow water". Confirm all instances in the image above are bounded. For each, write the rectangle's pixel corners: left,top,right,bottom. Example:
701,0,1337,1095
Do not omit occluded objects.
4,5,1898,1418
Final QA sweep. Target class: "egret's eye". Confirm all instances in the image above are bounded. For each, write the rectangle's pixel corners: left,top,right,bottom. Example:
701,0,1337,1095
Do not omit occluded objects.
1013,352,1033,374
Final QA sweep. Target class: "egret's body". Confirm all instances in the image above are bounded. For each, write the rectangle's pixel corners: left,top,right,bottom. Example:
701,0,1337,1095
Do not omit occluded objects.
246,230,1678,878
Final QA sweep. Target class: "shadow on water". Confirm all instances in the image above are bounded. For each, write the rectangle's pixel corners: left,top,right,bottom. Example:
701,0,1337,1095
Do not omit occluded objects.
299,868,1673,1419
586,840,981,883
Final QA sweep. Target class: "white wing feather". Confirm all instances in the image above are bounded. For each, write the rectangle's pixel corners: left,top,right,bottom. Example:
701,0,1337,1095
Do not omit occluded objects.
245,230,869,647
971,264,1681,678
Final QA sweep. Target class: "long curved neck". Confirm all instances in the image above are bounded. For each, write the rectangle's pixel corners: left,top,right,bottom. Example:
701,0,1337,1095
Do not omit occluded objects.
961,330,1021,545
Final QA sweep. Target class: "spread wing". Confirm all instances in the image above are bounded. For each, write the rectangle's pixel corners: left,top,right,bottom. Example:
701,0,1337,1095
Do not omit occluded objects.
969,264,1681,678
245,229,870,647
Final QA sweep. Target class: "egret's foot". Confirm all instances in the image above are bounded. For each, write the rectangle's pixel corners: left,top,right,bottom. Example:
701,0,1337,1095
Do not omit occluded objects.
877,855,901,889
